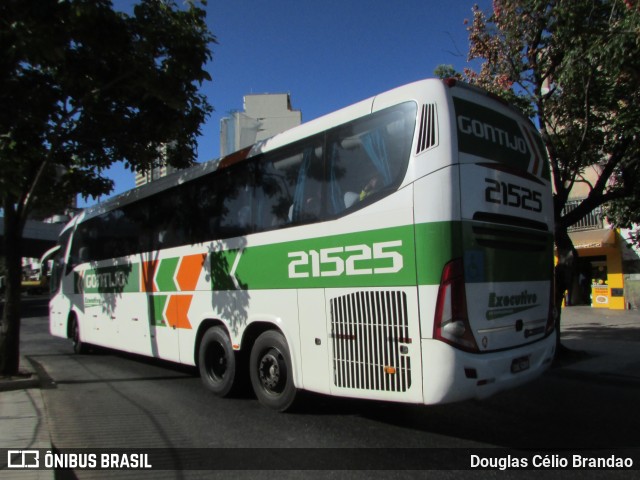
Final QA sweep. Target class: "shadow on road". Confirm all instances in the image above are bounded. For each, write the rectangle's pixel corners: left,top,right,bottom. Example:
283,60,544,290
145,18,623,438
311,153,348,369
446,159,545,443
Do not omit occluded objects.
350,373,639,449
21,298,640,452
562,324,640,342
1,294,50,318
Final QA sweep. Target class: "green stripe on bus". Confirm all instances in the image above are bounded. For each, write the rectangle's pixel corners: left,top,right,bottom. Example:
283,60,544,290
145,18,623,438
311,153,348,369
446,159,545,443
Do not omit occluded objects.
213,225,418,290
75,221,552,295
415,221,463,285
208,221,551,290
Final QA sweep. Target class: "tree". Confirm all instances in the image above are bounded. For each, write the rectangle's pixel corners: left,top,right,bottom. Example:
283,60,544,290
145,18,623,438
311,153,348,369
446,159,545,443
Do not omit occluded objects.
0,0,215,375
451,0,640,347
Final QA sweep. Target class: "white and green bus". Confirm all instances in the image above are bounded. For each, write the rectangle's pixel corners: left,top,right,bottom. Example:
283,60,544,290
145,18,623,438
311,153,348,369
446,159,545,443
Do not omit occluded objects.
49,78,556,411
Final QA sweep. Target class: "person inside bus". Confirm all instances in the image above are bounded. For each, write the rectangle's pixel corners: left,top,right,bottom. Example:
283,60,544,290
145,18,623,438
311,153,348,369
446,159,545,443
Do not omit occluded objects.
300,183,322,221
359,173,381,201
343,172,383,209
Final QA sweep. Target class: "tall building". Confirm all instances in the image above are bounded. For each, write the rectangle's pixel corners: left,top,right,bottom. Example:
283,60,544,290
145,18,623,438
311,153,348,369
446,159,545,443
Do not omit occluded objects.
220,93,302,157
135,93,302,187
135,163,178,188
134,142,181,188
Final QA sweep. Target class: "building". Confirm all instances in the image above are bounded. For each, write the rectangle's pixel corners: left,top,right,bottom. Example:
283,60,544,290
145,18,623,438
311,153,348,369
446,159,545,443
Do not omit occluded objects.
134,143,180,188
563,165,640,310
135,94,302,187
220,93,301,157
135,163,178,188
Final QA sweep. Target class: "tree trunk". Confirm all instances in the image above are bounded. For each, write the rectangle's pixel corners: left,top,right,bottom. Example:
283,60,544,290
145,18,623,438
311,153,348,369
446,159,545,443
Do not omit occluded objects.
554,226,577,352
0,196,25,376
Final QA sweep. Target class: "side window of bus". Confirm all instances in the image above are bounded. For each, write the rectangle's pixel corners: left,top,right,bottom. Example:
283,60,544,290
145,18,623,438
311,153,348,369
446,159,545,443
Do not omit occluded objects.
253,140,324,230
215,165,255,237
102,207,144,259
152,186,192,249
122,202,150,253
326,102,416,215
68,205,149,265
53,229,72,286
253,155,295,230
290,145,324,224
68,222,98,268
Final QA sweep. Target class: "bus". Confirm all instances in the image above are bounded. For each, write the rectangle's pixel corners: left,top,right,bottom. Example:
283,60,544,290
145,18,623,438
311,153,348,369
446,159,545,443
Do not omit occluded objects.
49,78,556,411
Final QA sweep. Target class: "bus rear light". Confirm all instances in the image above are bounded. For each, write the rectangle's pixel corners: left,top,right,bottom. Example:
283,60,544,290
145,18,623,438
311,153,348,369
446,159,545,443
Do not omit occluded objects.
433,258,479,353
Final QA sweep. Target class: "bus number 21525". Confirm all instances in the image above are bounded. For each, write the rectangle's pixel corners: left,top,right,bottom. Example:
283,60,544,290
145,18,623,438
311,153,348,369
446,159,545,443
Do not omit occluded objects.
288,240,403,278
484,178,542,212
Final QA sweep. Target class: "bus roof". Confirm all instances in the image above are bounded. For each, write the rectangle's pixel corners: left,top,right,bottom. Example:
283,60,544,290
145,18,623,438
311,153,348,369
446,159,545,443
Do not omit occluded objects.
79,78,525,224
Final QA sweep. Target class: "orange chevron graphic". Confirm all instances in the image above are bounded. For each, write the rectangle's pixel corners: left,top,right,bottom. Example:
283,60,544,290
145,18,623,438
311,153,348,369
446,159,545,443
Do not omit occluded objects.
176,254,205,291
166,294,193,329
141,259,159,292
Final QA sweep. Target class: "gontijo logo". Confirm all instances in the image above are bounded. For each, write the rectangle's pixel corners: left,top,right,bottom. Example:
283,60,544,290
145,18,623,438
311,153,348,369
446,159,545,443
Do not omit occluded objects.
457,115,527,154
453,96,545,176
84,270,128,290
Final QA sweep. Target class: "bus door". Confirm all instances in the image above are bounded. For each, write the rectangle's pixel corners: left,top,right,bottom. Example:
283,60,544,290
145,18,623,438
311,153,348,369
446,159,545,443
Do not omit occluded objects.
139,253,185,363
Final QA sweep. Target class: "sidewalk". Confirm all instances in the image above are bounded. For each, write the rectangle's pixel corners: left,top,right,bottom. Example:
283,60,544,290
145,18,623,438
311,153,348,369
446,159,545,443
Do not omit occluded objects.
0,357,53,479
551,306,640,385
1,306,639,478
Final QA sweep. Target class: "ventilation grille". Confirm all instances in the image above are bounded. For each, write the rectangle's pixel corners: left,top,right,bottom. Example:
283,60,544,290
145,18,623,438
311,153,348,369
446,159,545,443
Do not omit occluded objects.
330,291,411,392
416,103,438,154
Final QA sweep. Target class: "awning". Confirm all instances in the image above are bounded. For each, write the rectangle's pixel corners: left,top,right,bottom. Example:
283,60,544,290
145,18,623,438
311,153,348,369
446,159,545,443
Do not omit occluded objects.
569,229,616,250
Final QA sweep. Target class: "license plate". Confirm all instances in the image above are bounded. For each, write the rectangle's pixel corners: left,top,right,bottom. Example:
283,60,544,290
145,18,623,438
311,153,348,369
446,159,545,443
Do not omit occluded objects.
511,356,530,374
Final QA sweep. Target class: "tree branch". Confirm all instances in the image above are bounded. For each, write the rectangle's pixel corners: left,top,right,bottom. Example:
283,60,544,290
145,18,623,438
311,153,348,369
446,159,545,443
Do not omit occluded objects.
559,137,633,228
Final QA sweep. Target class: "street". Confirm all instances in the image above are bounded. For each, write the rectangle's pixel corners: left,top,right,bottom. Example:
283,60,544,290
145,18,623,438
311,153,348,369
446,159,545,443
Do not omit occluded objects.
12,297,640,477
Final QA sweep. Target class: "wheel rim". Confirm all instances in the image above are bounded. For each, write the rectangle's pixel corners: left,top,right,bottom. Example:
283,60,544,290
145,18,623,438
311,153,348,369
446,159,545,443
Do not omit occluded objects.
205,342,227,383
257,348,287,394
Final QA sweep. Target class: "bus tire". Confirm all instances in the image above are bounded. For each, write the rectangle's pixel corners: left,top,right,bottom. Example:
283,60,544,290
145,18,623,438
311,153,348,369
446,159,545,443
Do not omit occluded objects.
198,326,236,397
70,316,89,354
249,330,297,412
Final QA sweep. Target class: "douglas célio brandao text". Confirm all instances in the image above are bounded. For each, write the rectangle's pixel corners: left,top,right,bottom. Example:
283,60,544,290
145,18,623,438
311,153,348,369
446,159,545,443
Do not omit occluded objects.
470,453,634,470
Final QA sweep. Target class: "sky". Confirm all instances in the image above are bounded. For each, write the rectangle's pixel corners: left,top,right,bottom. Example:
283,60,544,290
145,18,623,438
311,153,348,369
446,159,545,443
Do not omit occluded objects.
84,0,492,207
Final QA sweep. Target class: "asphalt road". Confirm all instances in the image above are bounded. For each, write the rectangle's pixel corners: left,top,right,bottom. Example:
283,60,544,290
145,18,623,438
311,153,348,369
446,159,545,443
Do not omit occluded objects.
15,297,640,478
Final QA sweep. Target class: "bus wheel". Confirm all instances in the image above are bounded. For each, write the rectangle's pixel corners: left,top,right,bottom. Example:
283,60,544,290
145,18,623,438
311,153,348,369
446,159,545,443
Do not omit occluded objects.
199,327,236,397
70,316,88,354
249,330,297,412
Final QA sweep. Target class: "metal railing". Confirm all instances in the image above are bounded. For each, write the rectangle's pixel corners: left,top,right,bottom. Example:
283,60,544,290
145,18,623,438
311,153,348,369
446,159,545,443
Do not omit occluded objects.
563,200,604,231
